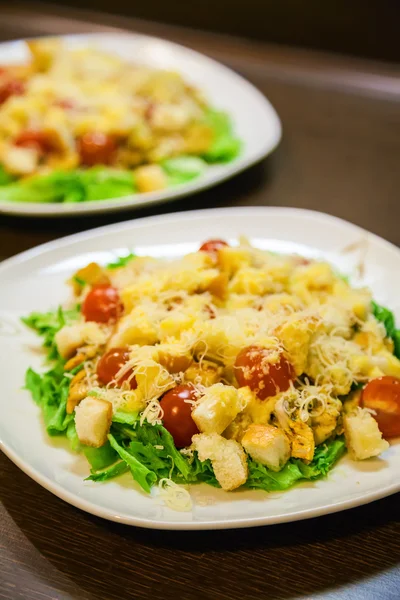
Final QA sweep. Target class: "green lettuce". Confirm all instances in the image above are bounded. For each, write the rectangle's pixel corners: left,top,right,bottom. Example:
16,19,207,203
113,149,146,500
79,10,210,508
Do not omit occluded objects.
162,156,206,186
108,433,157,493
106,252,136,269
202,109,241,163
246,437,346,492
22,305,80,360
87,460,130,482
372,301,400,358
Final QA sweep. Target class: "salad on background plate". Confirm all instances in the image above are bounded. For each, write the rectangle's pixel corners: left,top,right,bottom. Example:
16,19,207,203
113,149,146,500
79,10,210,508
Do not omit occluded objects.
23,237,400,511
0,39,240,205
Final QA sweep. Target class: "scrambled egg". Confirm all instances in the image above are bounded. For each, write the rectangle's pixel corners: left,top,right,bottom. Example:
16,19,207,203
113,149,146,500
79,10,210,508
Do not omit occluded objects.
59,239,395,490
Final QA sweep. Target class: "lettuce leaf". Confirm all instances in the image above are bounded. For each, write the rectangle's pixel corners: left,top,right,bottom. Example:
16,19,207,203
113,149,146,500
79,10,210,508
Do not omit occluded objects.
83,442,118,471
22,305,80,360
372,301,400,358
87,460,130,482
108,433,157,493
246,437,346,492
202,109,241,163
162,156,206,186
106,252,136,269
24,361,72,435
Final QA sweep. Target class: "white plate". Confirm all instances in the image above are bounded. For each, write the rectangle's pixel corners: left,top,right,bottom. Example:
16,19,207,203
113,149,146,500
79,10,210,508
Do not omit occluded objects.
0,33,281,217
0,207,399,530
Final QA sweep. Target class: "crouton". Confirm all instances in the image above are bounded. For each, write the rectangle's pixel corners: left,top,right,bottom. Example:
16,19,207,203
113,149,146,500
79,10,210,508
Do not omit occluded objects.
192,383,248,434
192,432,248,491
55,322,107,359
241,424,290,471
75,397,112,448
343,409,389,460
134,164,167,193
108,309,158,347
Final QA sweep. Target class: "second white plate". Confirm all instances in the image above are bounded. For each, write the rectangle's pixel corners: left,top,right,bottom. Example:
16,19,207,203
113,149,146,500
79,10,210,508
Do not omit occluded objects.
0,33,281,217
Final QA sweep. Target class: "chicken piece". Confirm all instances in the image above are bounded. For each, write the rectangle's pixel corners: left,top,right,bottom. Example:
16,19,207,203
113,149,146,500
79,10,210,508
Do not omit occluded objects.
343,409,389,460
156,344,193,374
27,38,61,72
275,315,320,376
311,397,342,445
223,412,253,442
134,164,167,193
2,145,39,176
241,424,290,471
192,383,248,434
74,397,112,448
108,309,158,348
64,345,99,371
55,322,107,359
289,420,315,461
192,432,248,491
185,360,222,387
69,262,110,295
66,369,90,414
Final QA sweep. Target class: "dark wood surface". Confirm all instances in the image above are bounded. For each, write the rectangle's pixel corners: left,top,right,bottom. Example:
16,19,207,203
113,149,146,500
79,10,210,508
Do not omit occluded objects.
0,5,399,600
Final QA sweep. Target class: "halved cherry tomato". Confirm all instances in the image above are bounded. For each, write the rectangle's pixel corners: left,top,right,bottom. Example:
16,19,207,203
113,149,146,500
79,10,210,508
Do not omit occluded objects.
97,347,137,389
78,132,116,166
160,384,199,448
0,78,25,105
14,130,51,154
199,239,229,254
82,284,122,323
234,345,295,400
361,375,400,438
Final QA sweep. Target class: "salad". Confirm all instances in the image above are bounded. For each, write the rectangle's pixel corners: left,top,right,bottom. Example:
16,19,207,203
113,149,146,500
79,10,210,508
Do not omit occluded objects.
0,39,240,204
23,239,400,510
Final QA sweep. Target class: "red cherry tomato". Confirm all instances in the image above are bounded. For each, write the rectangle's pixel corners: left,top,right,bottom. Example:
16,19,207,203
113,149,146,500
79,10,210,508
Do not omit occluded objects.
14,130,51,154
234,345,295,400
78,132,116,166
97,347,137,389
82,284,123,323
361,375,400,439
160,384,199,448
0,79,25,105
199,239,229,254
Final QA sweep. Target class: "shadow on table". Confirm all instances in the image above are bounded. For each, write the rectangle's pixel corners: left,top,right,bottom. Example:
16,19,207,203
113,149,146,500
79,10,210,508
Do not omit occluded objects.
2,453,399,600
0,158,272,252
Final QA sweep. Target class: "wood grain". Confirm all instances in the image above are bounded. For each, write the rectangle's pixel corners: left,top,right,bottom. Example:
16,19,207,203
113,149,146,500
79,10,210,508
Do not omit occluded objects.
0,5,400,600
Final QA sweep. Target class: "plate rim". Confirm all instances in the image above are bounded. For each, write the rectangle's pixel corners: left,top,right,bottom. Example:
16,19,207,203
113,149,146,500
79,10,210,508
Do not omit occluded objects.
0,31,282,218
1,206,399,530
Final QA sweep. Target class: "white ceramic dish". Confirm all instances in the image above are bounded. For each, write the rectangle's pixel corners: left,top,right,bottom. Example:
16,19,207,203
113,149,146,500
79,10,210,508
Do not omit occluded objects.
0,207,399,530
0,33,281,218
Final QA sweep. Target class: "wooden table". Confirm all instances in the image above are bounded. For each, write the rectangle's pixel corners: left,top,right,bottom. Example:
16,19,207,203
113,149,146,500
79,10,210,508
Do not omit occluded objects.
1,5,399,600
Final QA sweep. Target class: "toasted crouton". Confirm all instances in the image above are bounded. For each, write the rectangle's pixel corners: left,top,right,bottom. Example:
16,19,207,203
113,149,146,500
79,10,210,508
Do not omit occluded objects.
185,360,223,387
242,424,290,471
74,397,112,448
343,409,389,460
55,322,107,359
192,433,248,491
134,165,167,193
192,383,248,434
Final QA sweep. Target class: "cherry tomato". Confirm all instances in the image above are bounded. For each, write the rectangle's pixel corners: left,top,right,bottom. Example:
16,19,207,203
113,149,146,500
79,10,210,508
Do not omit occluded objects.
97,347,137,389
361,375,400,438
0,79,25,105
78,132,116,166
199,239,229,254
82,284,123,323
234,345,295,400
14,130,51,154
160,384,199,448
